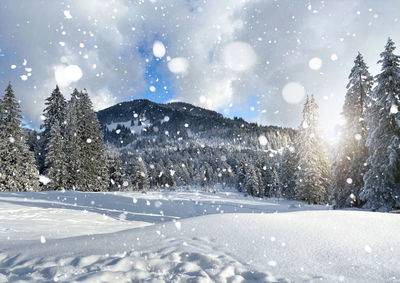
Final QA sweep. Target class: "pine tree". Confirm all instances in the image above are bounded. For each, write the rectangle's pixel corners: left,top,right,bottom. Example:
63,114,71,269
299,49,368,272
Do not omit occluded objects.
362,38,400,210
0,83,39,191
41,86,67,174
130,158,149,191
271,167,281,198
65,89,108,191
295,96,331,204
236,158,247,192
280,146,297,199
44,123,68,190
65,89,82,190
77,90,108,191
244,164,260,196
105,144,126,190
331,53,373,207
42,86,69,190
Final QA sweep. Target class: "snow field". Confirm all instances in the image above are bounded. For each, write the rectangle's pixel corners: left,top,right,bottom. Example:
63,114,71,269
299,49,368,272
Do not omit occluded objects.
0,190,399,282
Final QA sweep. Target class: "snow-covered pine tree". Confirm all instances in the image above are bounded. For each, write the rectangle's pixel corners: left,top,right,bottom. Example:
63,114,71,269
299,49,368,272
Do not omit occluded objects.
77,89,108,191
65,89,81,189
236,158,247,192
331,53,373,207
271,167,281,198
0,83,39,191
105,144,126,190
44,122,68,190
295,95,331,204
42,86,69,190
244,164,260,196
130,158,149,191
361,38,400,210
279,146,297,199
41,86,67,174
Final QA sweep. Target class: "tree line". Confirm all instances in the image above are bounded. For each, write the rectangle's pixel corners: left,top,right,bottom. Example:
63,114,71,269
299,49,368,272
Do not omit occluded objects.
0,85,127,191
240,38,400,211
0,38,399,212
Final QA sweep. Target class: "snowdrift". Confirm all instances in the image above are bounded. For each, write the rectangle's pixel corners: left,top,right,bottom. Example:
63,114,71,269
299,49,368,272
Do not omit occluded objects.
0,191,399,282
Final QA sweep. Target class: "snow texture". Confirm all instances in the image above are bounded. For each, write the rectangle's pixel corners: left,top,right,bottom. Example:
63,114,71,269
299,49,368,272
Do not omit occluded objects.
0,190,399,282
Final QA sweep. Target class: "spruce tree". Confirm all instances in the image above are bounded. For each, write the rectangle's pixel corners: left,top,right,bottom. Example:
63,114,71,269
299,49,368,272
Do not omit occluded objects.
77,90,108,191
105,144,126,190
65,89,81,190
65,89,108,191
331,53,373,207
0,83,39,191
244,164,260,196
236,158,247,192
295,96,330,204
130,158,149,191
362,38,400,210
42,86,69,189
271,167,281,198
44,123,68,190
280,146,297,199
41,86,67,173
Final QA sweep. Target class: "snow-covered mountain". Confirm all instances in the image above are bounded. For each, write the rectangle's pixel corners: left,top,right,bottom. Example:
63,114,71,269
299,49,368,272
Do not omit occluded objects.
96,99,296,150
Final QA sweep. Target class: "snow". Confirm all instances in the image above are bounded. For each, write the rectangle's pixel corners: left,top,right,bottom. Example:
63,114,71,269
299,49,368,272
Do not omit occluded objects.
55,65,83,87
0,190,399,282
222,41,257,72
39,175,51,185
168,57,189,74
152,41,166,58
331,53,339,61
282,82,306,104
258,135,268,146
63,10,72,19
390,104,398,114
20,75,28,81
309,57,322,70
106,119,152,135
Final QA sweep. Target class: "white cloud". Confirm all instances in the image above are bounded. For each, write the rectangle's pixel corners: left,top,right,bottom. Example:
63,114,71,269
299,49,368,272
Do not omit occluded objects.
1,0,400,132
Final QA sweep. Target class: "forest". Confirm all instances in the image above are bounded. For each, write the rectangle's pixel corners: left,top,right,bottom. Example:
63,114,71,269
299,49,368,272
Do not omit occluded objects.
1,38,400,212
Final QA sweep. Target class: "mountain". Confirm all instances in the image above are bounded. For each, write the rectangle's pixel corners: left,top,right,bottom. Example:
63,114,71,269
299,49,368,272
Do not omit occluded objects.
97,99,296,151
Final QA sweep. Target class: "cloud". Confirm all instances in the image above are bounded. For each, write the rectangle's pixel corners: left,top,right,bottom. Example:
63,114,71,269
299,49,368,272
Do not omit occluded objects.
1,0,400,136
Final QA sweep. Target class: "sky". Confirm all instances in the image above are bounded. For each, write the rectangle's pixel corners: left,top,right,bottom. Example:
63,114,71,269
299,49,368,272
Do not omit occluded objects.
1,0,400,141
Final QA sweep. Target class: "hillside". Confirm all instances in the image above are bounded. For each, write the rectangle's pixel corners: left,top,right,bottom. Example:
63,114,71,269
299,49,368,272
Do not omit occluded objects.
96,99,296,150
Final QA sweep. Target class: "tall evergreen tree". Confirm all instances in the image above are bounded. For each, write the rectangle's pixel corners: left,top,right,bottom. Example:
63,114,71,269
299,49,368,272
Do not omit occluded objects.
0,83,39,191
295,96,330,204
65,89,108,191
331,53,373,207
271,167,281,198
41,86,67,171
244,164,260,196
65,89,81,190
44,123,68,190
280,146,297,199
236,158,247,192
362,38,400,210
130,158,149,191
105,144,126,190
42,86,69,189
77,90,108,191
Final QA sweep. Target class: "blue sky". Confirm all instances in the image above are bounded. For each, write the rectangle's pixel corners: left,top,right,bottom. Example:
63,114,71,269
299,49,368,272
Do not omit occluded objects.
1,0,400,139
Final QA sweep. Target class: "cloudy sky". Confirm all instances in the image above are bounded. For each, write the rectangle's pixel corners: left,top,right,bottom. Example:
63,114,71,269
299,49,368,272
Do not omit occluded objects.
1,0,400,140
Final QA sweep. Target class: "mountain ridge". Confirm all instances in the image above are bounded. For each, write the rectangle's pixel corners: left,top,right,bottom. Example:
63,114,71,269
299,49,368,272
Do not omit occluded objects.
97,98,296,150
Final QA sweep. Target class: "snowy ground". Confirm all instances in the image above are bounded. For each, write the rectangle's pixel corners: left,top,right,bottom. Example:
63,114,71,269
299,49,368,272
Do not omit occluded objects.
0,189,399,282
